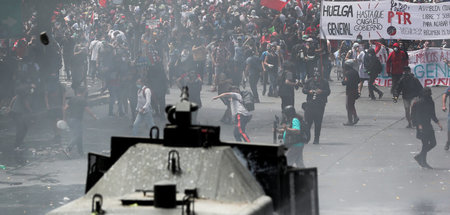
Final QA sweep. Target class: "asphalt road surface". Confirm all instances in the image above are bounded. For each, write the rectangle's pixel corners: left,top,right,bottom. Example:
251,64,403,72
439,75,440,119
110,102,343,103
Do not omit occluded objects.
1,74,449,215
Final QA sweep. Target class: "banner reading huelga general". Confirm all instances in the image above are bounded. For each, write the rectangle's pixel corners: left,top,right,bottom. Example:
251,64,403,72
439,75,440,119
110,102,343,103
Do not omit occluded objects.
320,0,450,40
374,48,450,87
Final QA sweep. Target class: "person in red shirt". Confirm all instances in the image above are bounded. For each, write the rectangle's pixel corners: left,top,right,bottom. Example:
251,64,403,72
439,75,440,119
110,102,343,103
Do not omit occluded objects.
386,43,408,96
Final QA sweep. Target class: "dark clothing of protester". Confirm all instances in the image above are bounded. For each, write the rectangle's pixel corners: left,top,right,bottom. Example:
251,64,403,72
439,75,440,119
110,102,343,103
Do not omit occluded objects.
246,56,261,102
148,62,167,118
318,43,331,80
368,72,383,99
391,74,403,95
344,68,360,97
108,57,125,116
344,68,360,123
395,73,423,99
302,79,331,104
278,70,295,110
292,43,307,80
413,97,438,131
364,49,383,99
412,97,438,167
234,114,252,142
304,104,325,142
232,45,245,85
302,78,330,143
11,85,31,146
62,37,75,79
72,44,88,91
266,51,279,96
419,130,436,158
246,56,262,77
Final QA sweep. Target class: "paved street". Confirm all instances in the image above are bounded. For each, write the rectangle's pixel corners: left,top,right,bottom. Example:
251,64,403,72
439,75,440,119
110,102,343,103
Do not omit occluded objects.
1,73,450,215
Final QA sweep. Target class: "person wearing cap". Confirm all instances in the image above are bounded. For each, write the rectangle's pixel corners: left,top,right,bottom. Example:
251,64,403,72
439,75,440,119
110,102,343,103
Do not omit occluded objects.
302,71,330,144
342,59,360,126
277,105,305,168
386,42,408,95
394,66,422,128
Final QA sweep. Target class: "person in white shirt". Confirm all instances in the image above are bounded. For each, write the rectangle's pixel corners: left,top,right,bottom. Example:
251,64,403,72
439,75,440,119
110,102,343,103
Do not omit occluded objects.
132,79,155,136
88,36,103,79
357,43,370,98
213,86,252,142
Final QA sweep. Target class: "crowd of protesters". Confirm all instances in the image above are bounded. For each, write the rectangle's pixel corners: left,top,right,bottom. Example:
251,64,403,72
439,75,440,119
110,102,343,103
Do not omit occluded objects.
0,0,449,165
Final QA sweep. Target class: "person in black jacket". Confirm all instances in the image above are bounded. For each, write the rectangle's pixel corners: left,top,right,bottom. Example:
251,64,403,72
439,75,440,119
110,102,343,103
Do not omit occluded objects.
364,48,384,100
411,87,442,169
302,72,330,144
342,60,360,126
395,66,423,128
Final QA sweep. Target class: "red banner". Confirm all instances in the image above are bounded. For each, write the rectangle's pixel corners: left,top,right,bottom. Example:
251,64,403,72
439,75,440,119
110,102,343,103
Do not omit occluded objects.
260,0,289,11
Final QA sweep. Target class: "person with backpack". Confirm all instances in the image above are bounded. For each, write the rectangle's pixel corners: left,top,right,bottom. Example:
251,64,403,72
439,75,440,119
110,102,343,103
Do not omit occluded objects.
213,86,252,142
277,105,306,168
364,48,384,100
132,78,155,136
394,66,423,128
411,87,442,169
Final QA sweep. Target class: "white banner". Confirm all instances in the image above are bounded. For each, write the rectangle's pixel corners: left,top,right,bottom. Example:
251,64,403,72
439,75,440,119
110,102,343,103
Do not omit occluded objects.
320,0,450,40
374,48,450,87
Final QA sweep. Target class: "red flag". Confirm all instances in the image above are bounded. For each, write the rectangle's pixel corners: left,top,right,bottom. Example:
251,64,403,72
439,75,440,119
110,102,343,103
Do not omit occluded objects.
99,0,107,8
260,0,289,11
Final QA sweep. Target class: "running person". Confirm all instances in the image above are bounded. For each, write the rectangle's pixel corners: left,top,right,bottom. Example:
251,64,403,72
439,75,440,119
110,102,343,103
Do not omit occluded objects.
213,86,252,142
